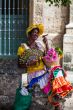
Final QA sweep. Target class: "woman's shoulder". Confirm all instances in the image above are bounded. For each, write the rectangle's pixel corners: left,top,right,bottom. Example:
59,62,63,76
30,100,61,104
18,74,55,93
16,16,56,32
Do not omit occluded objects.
17,43,30,56
21,43,30,49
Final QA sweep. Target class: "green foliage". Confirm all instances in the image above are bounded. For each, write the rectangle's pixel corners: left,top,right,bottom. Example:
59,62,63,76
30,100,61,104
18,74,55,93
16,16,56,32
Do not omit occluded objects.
46,0,71,6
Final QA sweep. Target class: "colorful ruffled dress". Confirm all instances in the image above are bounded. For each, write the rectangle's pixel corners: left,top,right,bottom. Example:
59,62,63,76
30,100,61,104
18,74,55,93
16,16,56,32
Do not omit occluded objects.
26,41,48,89
42,65,73,106
38,47,73,110
17,41,49,90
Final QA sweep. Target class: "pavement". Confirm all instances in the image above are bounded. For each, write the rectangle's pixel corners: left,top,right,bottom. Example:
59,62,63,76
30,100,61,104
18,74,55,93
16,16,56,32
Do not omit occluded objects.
66,71,73,83
63,71,73,110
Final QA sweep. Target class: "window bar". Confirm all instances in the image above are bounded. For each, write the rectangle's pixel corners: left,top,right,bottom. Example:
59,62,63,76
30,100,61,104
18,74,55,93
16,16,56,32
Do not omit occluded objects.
12,0,14,55
17,0,20,48
4,0,6,55
22,0,23,16
18,0,19,15
0,0,2,55
13,0,15,55
0,0,2,10
17,0,19,32
26,0,28,26
8,0,10,55
13,0,15,15
24,0,28,26
18,0,19,28
0,0,2,15
22,0,24,41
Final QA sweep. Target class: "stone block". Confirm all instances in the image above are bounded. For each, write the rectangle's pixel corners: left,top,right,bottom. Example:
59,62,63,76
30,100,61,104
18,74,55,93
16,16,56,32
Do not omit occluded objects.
35,3,43,16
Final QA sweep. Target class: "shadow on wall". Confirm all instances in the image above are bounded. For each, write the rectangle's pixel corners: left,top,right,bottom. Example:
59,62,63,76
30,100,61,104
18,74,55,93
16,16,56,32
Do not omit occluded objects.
64,53,72,62
63,52,73,71
52,35,63,49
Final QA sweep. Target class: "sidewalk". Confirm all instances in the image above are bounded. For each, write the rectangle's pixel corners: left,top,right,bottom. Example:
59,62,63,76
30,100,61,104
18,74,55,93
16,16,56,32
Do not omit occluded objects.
63,71,73,110
66,71,73,83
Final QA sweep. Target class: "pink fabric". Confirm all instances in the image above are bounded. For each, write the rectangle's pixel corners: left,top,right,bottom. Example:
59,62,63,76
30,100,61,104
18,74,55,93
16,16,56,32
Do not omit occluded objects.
42,82,51,94
43,48,58,62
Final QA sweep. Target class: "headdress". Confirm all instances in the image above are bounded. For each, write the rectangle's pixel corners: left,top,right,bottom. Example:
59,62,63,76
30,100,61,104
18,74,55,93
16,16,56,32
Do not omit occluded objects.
55,47,63,58
26,23,44,36
43,48,58,63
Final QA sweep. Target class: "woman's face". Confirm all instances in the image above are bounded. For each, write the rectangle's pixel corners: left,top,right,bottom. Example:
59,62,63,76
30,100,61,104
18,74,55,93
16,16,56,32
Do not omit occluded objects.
30,28,39,41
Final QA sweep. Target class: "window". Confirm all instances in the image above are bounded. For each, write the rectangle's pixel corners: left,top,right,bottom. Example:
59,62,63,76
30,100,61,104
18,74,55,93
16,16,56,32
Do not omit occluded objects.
0,0,29,56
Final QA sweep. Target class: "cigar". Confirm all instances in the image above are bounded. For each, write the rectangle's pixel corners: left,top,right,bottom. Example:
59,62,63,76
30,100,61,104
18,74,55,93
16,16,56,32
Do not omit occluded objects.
42,34,48,38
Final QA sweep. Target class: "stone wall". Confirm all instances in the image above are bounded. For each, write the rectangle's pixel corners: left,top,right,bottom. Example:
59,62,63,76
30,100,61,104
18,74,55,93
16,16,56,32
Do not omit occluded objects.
0,58,25,109
0,59,56,110
63,0,73,70
29,0,69,48
46,6,69,48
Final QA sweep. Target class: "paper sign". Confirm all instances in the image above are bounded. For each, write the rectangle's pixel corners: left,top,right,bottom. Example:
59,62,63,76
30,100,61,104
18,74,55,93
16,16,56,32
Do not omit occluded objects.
22,73,28,87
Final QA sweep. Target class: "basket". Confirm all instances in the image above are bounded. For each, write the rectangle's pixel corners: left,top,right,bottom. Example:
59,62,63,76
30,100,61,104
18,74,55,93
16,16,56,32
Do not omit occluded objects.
18,49,43,68
14,87,32,110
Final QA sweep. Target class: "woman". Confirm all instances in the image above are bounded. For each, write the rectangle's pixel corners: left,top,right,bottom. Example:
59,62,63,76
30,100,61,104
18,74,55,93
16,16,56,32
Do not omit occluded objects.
17,24,49,87
14,24,49,110
42,48,73,110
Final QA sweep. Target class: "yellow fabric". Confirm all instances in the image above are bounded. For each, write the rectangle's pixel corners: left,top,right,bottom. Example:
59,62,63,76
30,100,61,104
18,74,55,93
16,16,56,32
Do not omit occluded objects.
17,46,25,56
26,24,44,36
27,60,44,73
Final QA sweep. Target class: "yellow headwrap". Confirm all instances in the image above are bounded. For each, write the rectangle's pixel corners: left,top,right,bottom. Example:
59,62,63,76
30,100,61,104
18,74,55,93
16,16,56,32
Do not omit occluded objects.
26,23,44,36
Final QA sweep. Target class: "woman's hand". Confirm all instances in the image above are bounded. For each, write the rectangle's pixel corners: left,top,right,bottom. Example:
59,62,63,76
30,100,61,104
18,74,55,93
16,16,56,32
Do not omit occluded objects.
42,34,49,53
42,34,48,45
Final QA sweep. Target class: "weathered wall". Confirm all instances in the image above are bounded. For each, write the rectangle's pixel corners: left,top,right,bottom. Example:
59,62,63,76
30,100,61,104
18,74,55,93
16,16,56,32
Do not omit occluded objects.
29,0,69,48
63,0,73,71
0,59,24,109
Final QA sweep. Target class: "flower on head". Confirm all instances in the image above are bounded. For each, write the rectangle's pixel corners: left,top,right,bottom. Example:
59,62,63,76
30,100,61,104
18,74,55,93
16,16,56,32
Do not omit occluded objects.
43,48,58,63
55,47,63,58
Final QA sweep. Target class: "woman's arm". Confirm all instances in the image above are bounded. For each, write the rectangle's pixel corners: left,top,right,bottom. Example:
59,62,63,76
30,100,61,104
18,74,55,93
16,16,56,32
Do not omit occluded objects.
42,35,49,53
